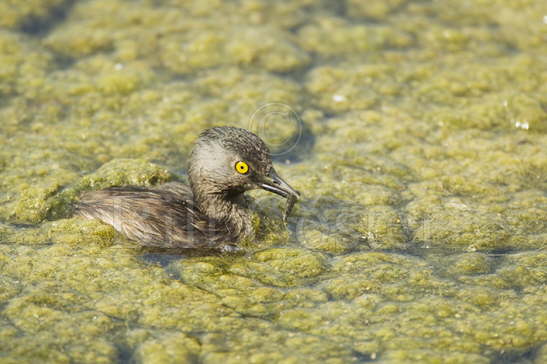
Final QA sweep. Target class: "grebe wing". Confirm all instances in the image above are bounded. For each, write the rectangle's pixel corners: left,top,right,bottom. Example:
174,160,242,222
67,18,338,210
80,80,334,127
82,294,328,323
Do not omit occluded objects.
76,186,227,248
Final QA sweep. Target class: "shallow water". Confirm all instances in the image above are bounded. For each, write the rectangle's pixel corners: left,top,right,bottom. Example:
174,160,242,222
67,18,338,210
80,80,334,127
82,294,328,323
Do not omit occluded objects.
1,0,546,363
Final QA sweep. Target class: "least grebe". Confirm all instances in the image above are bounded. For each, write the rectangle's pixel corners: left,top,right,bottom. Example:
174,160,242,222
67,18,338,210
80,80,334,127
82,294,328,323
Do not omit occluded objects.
76,127,300,251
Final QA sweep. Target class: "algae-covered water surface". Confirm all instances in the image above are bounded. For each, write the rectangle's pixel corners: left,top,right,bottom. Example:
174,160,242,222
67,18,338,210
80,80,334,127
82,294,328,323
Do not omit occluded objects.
1,1,546,363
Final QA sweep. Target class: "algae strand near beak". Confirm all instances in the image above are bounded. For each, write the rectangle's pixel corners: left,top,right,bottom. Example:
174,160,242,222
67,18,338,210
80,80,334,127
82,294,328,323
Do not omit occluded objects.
258,167,300,221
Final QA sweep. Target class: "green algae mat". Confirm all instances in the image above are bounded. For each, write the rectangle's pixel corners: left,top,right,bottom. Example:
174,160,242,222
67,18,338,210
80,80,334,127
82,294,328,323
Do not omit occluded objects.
1,1,546,363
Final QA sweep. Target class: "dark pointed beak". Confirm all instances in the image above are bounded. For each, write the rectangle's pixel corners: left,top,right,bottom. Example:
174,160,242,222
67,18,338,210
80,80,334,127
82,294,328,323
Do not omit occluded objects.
258,168,300,200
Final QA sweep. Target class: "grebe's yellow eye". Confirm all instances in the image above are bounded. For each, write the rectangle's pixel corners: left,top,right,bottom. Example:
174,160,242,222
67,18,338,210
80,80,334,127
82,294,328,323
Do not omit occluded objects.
235,161,249,174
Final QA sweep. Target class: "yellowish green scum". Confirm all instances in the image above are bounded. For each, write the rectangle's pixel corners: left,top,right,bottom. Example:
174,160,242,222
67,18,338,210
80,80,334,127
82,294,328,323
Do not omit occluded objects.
1,0,546,363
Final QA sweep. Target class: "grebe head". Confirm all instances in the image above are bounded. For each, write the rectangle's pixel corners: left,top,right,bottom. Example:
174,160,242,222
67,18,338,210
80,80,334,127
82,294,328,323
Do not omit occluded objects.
188,126,300,201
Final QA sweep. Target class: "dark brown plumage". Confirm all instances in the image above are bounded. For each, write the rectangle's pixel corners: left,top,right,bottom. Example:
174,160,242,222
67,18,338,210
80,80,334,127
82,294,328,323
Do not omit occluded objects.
75,127,300,251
